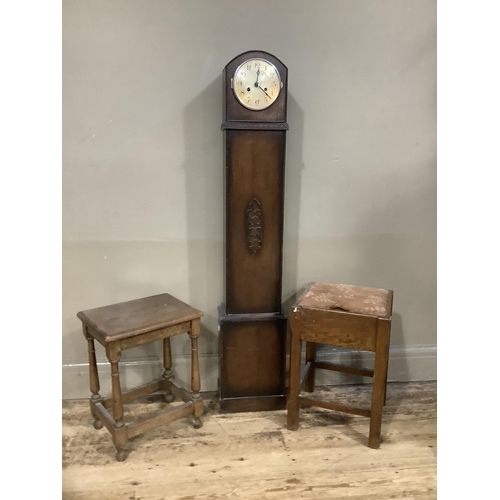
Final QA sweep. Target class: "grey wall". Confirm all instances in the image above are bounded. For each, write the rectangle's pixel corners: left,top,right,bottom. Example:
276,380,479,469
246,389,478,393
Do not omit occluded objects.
63,0,436,398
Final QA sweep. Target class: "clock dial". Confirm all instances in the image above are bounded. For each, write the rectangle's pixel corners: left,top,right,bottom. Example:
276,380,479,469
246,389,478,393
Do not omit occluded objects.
233,58,282,111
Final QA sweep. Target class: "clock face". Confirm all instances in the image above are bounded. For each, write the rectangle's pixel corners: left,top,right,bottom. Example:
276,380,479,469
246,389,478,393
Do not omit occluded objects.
233,58,282,111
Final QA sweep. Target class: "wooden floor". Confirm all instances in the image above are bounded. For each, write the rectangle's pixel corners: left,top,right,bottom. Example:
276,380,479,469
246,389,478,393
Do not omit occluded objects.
62,381,436,500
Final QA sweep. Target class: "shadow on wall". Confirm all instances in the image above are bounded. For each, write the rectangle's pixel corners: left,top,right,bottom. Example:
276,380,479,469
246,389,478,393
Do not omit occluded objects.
281,93,305,372
339,179,437,381
182,75,223,390
279,107,438,385
285,173,439,382
282,93,305,314
279,92,406,383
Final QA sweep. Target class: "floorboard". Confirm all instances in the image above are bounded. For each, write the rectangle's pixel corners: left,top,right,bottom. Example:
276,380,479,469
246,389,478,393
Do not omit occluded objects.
62,381,436,500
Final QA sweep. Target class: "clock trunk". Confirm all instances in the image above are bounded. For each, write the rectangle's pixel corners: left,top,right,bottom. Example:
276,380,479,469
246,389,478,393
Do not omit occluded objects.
225,129,285,314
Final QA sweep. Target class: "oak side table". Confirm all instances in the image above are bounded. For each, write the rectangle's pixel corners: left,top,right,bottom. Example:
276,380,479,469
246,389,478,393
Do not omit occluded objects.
77,293,204,461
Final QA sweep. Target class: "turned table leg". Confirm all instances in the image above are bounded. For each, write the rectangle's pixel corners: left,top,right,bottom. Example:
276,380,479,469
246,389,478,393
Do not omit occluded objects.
162,337,175,403
304,341,316,393
107,346,127,461
83,325,103,430
189,319,203,429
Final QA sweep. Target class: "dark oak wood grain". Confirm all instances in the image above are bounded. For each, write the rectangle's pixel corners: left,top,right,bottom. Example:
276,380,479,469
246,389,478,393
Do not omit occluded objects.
101,380,163,407
219,311,287,402
127,402,193,439
304,342,316,392
77,293,205,460
287,282,393,449
162,337,174,403
286,306,302,430
219,51,289,412
300,308,378,352
368,318,391,448
314,361,374,378
225,129,286,313
220,395,286,413
77,293,203,342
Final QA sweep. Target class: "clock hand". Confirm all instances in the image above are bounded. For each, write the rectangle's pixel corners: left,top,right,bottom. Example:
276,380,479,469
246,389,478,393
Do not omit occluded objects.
254,68,260,87
258,85,273,99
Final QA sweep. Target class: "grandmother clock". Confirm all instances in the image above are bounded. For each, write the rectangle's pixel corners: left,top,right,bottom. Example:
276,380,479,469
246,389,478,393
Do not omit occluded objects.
219,51,288,412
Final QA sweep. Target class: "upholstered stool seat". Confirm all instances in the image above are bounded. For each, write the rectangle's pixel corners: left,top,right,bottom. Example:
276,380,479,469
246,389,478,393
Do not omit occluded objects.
287,282,393,449
77,293,204,461
298,282,390,317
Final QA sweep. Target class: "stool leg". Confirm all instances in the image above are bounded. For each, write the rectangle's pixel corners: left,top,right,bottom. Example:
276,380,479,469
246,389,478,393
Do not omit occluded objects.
383,340,390,406
189,319,203,429
107,346,127,461
304,342,316,393
83,325,103,430
368,320,390,449
287,311,302,431
162,337,175,403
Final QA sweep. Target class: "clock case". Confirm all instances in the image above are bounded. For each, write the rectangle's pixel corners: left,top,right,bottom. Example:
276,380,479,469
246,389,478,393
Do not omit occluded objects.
219,51,288,412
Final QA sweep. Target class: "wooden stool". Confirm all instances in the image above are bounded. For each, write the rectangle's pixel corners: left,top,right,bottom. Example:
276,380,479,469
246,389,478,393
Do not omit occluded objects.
77,293,204,461
287,282,393,449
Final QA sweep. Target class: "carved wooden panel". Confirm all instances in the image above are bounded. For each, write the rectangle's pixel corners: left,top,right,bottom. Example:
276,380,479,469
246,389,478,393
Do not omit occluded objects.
246,198,263,254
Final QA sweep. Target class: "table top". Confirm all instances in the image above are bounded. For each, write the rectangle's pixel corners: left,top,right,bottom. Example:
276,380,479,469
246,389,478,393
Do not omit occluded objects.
77,293,204,342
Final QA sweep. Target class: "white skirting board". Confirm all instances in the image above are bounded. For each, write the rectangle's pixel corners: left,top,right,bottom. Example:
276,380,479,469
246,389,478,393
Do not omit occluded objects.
62,344,436,400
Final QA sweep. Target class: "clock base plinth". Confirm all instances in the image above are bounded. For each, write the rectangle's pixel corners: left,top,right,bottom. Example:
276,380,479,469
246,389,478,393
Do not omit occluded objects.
220,395,286,413
218,306,287,413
